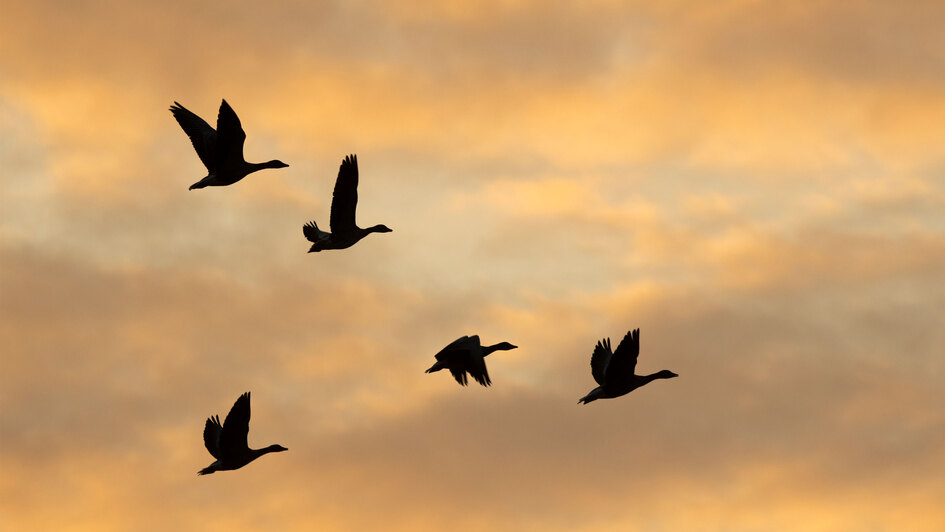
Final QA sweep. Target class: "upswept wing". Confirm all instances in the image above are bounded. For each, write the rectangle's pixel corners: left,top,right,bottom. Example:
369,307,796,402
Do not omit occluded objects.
215,99,247,166
604,329,640,382
203,415,223,459
219,392,251,457
590,337,613,385
329,154,359,234
170,102,216,171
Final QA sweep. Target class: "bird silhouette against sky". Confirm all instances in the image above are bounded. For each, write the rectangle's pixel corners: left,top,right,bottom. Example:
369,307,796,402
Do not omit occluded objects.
170,99,288,190
303,154,392,252
198,392,287,475
425,335,518,387
578,329,677,404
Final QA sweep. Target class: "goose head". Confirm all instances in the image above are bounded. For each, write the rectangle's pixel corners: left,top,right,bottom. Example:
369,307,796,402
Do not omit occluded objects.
654,370,679,379
481,341,518,356
368,224,393,233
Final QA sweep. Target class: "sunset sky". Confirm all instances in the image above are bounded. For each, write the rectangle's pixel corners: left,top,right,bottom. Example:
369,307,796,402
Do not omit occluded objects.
2,1,945,530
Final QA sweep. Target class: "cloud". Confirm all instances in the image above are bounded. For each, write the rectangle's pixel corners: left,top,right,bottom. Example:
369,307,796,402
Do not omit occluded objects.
680,0,945,85
3,238,945,530
3,0,945,529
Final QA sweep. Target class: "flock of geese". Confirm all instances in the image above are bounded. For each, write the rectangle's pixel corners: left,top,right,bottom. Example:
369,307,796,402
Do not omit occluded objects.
172,99,679,476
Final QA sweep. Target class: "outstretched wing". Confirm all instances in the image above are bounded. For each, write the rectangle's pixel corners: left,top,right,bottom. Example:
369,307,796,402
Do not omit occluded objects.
203,415,223,459
219,392,251,457
329,154,359,234
169,102,216,171
215,99,247,166
590,337,612,385
604,329,640,382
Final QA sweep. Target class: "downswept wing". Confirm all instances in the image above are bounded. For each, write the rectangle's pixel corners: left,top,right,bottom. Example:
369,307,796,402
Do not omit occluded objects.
448,367,469,386
467,353,492,387
215,99,247,167
219,392,251,458
590,337,613,385
170,102,216,171
435,336,480,387
604,329,640,382
330,155,359,234
449,336,490,387
203,415,223,459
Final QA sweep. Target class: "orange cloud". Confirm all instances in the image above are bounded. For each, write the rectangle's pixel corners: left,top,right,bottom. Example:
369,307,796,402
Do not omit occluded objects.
3,0,945,530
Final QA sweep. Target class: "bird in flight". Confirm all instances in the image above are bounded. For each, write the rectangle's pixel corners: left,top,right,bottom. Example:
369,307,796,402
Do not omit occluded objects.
170,99,288,190
578,329,677,404
425,335,518,387
198,392,287,475
303,154,392,252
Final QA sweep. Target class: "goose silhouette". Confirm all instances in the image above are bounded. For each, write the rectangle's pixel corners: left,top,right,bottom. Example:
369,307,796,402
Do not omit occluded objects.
198,392,287,475
578,329,677,404
303,154,392,252
170,99,288,190
425,335,517,387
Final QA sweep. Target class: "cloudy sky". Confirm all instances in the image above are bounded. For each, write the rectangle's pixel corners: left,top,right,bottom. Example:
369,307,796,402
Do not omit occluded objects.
2,1,945,530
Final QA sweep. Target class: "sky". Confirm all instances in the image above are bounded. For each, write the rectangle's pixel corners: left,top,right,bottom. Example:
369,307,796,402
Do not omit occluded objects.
2,0,944,530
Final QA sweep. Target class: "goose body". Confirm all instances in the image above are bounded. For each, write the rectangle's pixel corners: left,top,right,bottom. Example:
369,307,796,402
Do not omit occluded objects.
170,100,288,190
425,335,517,387
198,392,287,475
303,154,392,252
578,329,677,404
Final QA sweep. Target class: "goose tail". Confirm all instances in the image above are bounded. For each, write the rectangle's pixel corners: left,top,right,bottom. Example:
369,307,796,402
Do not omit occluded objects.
577,393,597,405
189,176,211,190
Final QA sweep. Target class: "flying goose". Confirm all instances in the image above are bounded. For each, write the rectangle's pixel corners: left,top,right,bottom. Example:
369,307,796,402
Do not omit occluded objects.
578,329,677,404
170,99,288,190
303,154,392,252
425,335,518,387
198,392,287,475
